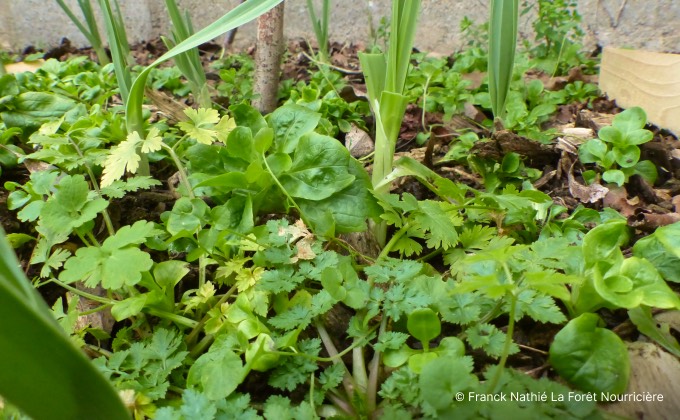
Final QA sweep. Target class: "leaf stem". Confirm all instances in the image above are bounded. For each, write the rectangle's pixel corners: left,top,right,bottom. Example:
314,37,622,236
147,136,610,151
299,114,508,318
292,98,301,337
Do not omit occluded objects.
377,221,412,260
487,290,517,393
162,143,195,199
367,315,388,413
261,152,305,222
145,307,199,328
50,279,115,305
67,134,116,237
315,320,356,398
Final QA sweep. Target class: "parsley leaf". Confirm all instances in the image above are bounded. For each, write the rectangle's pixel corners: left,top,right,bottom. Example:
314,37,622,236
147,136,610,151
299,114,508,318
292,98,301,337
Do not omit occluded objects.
60,220,156,289
38,174,108,236
465,323,519,358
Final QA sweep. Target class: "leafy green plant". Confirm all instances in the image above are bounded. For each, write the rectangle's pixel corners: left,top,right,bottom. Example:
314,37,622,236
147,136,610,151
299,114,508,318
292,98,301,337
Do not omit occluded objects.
523,0,590,75
502,78,561,141
405,55,472,122
359,0,421,245
306,0,331,63
563,80,599,103
579,106,658,186
55,0,110,65
186,103,380,237
469,152,542,193
633,221,680,283
282,69,369,137
163,0,211,108
103,0,286,185
0,228,129,419
214,53,255,105
571,220,680,314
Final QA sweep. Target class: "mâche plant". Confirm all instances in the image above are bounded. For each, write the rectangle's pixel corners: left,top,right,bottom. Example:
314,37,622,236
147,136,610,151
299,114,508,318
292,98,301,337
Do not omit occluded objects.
578,106,658,186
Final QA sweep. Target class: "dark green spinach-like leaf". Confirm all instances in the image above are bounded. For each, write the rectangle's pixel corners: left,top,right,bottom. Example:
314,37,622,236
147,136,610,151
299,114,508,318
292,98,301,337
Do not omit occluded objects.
268,104,320,154
549,313,629,394
279,132,355,200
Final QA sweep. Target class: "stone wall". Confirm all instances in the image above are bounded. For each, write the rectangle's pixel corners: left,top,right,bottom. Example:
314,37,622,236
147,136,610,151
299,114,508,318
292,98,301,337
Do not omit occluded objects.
0,0,678,54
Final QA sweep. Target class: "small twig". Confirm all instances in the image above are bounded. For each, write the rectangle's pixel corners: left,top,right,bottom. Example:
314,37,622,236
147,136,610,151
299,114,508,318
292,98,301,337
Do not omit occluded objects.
517,344,549,356
301,51,363,74
524,363,550,377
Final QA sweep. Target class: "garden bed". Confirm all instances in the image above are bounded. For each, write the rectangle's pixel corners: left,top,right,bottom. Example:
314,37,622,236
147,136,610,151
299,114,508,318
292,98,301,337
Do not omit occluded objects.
1,1,680,419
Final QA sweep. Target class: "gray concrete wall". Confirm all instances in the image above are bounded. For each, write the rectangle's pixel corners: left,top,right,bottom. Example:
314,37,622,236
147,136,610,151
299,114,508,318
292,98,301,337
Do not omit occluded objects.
0,1,678,54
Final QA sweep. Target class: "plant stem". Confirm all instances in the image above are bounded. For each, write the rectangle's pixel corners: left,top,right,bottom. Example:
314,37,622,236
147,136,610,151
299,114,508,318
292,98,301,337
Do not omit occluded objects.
66,134,116,236
326,393,355,418
190,333,214,358
51,279,115,305
78,303,113,316
261,152,305,221
352,345,368,397
367,315,387,413
146,307,199,329
162,144,195,199
487,290,517,393
315,321,355,398
377,222,412,260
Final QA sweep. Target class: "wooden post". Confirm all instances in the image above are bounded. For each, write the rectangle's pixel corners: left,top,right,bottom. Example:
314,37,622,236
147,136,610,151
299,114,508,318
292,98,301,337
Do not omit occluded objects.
253,3,285,114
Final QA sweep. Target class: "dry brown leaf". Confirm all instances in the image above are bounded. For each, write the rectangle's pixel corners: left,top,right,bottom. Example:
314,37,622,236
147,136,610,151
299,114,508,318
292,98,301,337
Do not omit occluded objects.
601,342,680,420
567,162,609,203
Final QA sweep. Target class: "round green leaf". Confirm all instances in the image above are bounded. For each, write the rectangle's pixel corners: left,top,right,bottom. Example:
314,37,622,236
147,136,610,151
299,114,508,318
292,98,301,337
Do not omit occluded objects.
581,169,597,185
602,169,625,186
580,138,607,162
582,220,628,267
625,129,653,145
613,145,640,168
613,106,647,133
408,351,439,373
407,308,441,348
598,126,623,146
632,160,658,185
501,152,520,173
549,313,630,394
383,346,416,368
246,334,280,372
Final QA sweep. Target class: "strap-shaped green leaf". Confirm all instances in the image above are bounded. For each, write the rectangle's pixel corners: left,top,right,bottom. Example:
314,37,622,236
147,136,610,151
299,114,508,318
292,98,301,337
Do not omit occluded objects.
488,0,519,120
0,228,129,419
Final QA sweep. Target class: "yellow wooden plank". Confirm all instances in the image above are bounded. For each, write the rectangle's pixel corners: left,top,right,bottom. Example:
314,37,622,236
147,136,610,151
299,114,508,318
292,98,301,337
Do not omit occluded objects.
599,47,680,135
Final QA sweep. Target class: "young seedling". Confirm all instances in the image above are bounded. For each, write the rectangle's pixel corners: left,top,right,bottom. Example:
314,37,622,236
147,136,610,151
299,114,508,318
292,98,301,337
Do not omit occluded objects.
578,106,657,186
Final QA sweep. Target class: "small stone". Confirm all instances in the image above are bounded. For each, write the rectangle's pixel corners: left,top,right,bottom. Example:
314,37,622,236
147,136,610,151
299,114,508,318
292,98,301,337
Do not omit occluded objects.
345,124,374,158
